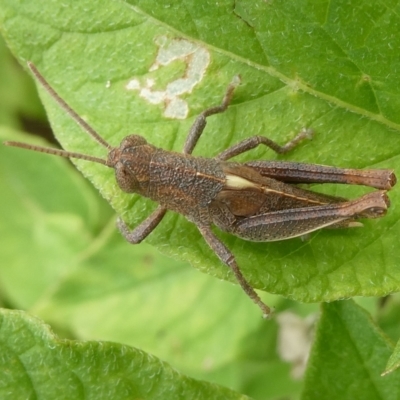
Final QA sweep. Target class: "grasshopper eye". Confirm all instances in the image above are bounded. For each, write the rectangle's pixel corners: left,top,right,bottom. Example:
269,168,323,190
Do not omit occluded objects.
115,161,140,193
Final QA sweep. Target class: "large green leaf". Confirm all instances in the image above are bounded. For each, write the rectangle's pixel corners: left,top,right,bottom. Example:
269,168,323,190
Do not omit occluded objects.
0,34,45,127
0,127,113,308
302,300,400,400
1,0,399,312
384,339,400,376
0,309,247,400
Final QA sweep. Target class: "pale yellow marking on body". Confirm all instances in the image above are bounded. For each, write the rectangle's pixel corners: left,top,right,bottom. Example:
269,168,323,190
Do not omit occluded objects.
225,174,259,189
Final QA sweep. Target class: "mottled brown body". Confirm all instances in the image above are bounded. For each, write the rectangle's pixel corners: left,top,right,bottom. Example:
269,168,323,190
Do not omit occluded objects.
4,63,396,317
109,135,393,243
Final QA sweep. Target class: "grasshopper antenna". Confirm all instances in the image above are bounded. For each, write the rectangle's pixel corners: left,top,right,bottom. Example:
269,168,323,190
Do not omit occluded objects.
4,62,113,167
3,140,109,166
27,62,112,150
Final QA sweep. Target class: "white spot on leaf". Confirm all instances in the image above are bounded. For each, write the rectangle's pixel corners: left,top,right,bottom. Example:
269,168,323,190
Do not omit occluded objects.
126,37,210,119
126,79,140,90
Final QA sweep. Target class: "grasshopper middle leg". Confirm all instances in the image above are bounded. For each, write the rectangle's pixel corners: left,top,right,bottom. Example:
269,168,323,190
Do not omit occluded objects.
216,128,313,161
183,76,240,155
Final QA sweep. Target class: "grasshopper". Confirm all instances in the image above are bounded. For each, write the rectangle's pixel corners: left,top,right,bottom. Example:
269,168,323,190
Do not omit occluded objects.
5,63,396,317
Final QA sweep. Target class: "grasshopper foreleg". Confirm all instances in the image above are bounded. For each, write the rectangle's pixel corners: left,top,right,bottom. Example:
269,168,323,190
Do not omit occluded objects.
117,205,167,244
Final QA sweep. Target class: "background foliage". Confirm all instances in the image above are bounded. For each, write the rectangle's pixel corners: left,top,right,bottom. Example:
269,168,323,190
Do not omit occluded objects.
1,1,400,399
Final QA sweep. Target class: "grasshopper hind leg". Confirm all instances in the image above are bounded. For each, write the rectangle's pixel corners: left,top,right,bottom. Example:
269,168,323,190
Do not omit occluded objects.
231,191,389,242
198,225,272,318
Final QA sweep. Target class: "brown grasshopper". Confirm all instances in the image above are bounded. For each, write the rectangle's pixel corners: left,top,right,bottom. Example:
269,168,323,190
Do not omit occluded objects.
5,62,396,317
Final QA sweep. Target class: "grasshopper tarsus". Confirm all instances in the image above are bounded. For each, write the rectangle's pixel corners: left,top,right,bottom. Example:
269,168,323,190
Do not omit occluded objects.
4,62,396,317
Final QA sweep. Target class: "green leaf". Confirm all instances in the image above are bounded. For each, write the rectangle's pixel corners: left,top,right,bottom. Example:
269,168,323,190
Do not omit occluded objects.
0,309,247,400
1,0,399,313
0,34,45,128
0,127,114,308
377,294,400,343
384,335,400,376
302,300,400,400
